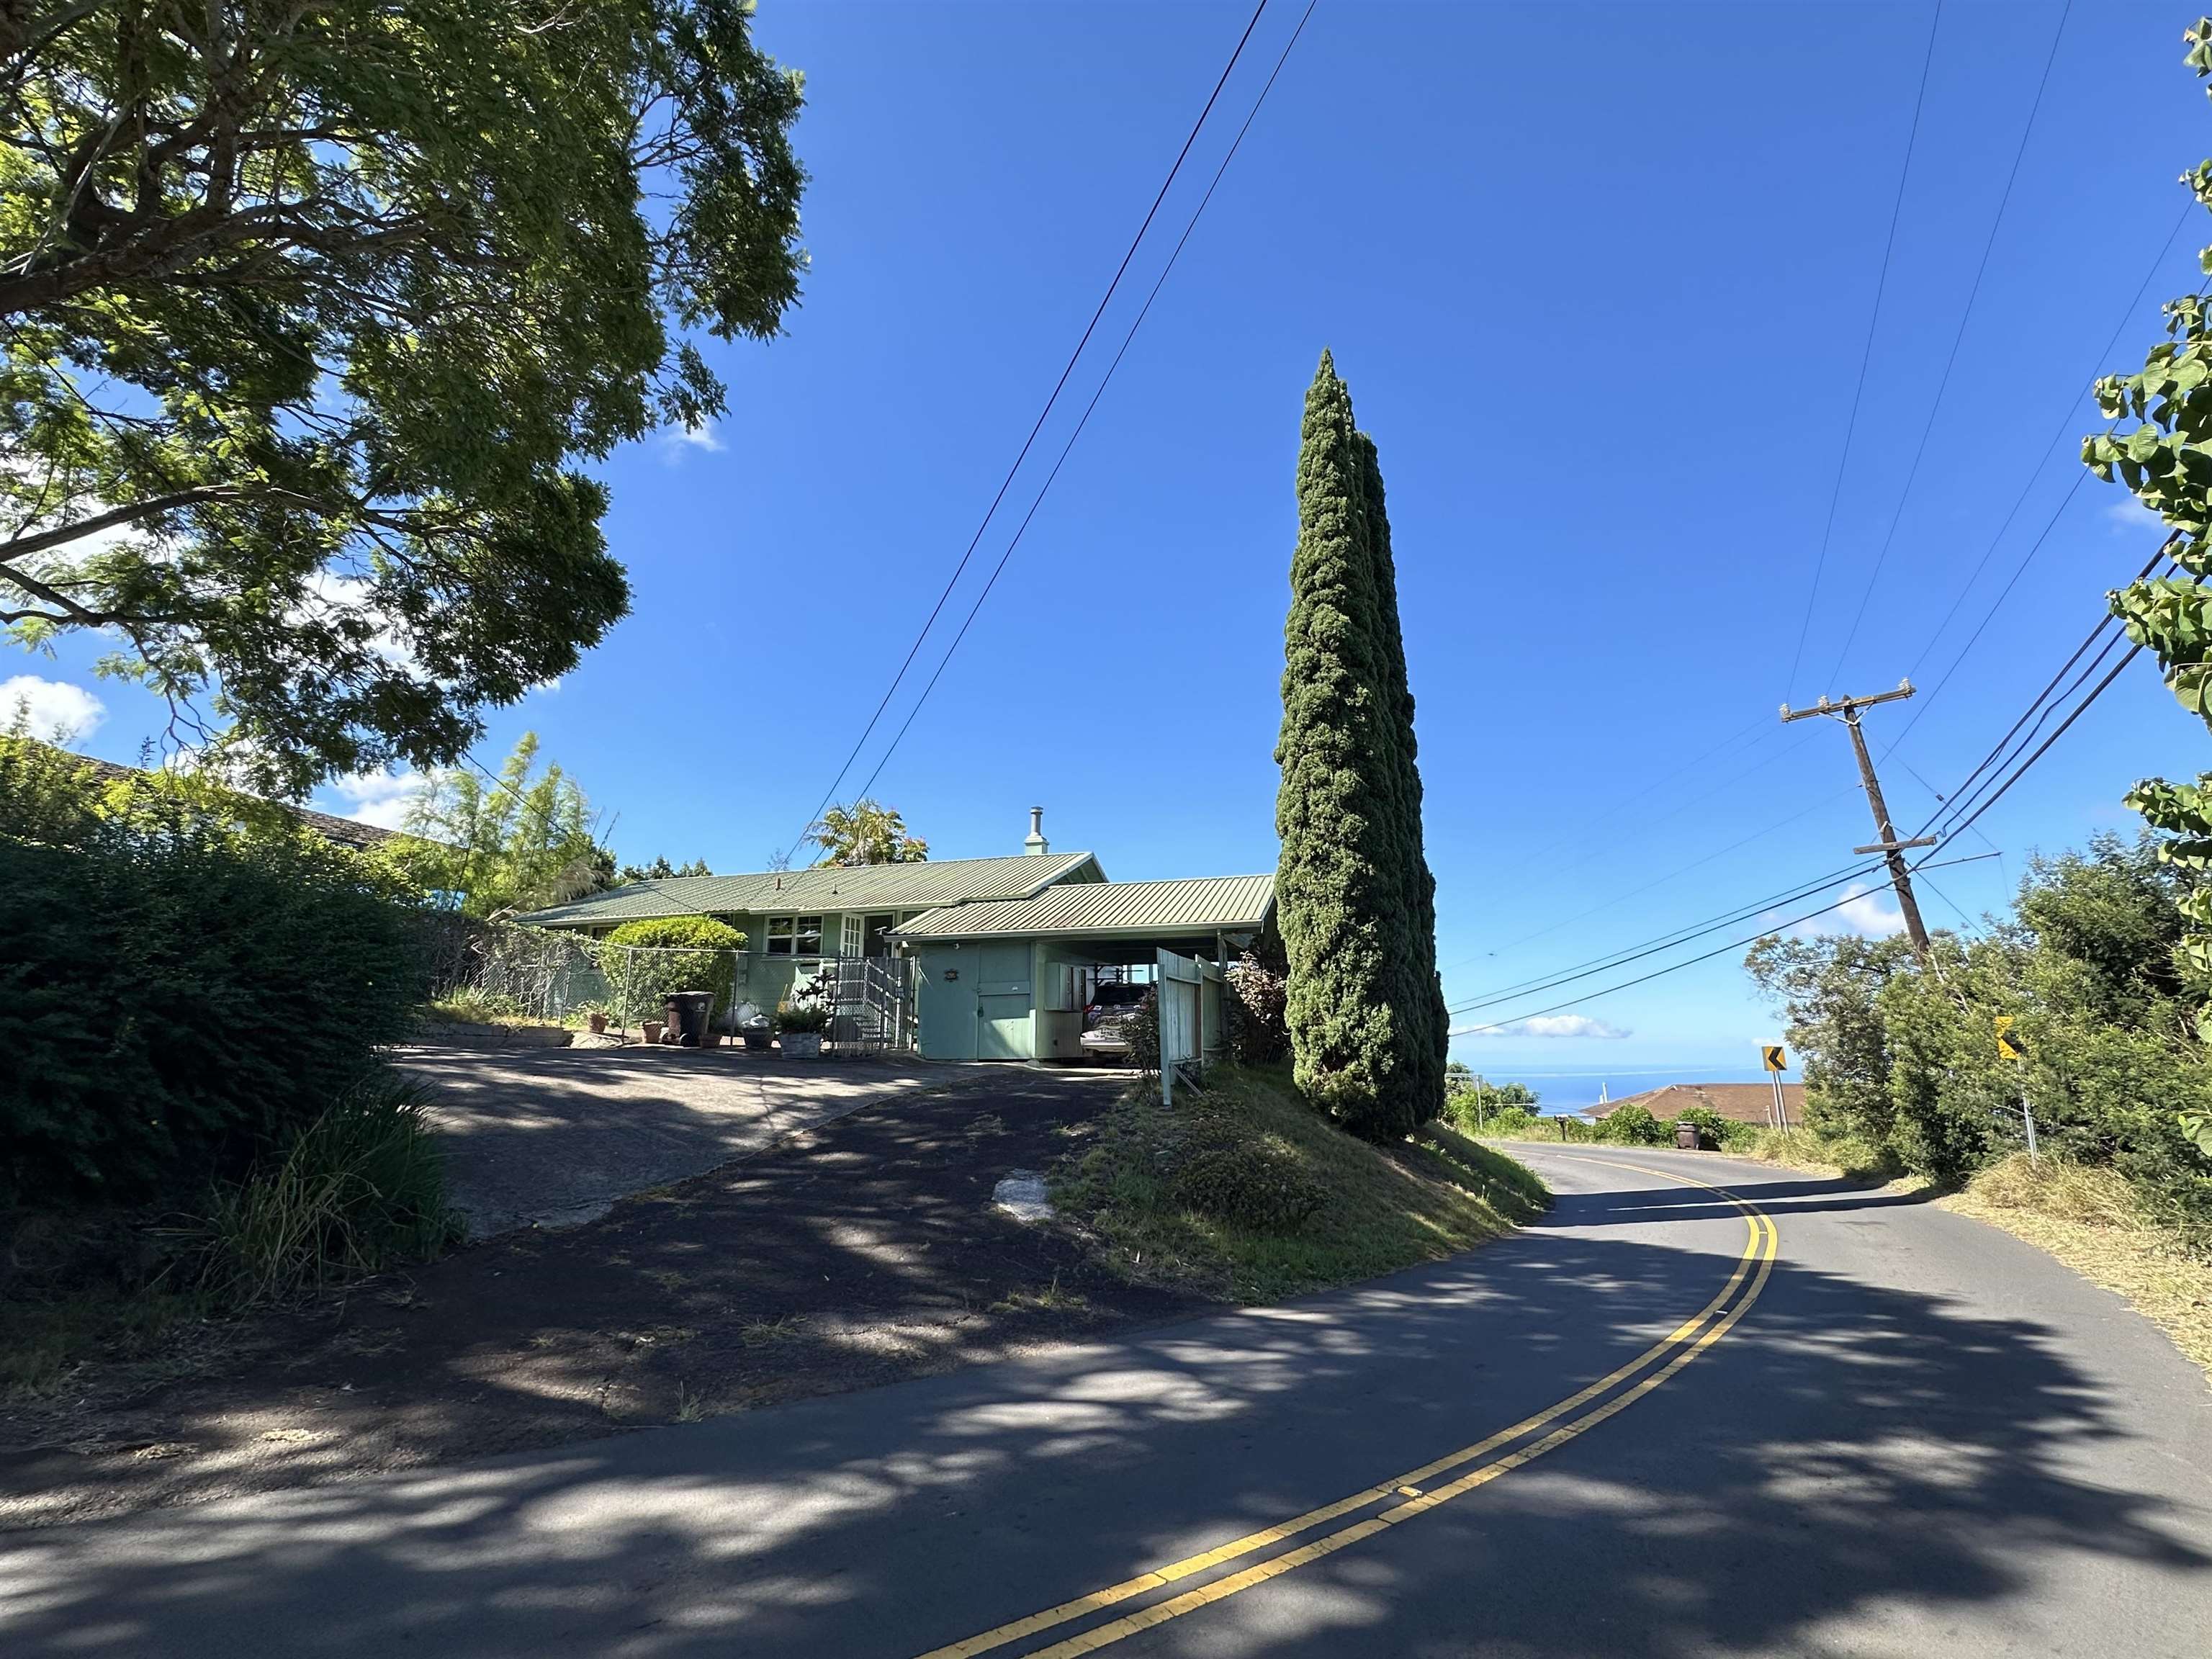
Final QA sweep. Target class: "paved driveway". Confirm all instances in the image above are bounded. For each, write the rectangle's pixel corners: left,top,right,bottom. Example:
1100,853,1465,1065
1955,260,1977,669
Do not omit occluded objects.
399,1045,992,1236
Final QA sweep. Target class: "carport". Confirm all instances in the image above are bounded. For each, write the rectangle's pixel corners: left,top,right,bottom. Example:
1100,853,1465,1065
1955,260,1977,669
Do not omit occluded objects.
889,875,1275,1062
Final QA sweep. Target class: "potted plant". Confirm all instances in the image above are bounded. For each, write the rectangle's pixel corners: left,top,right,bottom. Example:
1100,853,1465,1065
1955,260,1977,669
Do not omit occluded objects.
641,1016,665,1045
577,1002,608,1035
775,999,831,1059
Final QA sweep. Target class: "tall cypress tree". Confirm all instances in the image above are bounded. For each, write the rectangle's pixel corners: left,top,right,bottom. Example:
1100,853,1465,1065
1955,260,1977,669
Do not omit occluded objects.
1354,431,1449,1121
1274,352,1438,1138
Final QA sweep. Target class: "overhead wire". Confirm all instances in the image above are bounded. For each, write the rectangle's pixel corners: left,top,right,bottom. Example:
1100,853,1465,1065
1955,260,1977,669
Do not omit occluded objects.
1781,0,1944,700
1821,0,2073,689
845,0,1320,805
1449,852,2000,1035
781,0,1277,860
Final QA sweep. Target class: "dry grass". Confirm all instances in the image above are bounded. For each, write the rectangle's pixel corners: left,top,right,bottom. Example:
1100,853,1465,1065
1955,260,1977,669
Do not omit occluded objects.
1942,1154,2212,1385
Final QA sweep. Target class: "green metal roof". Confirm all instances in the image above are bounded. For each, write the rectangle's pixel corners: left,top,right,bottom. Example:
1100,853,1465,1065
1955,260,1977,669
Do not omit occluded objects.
516,851,1105,929
891,875,1274,942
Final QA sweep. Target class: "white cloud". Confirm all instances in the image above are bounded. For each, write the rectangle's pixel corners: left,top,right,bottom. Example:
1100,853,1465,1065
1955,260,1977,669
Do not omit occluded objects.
1787,881,1905,940
1453,1014,1632,1040
1,674,105,742
324,768,430,831
531,677,562,696
660,419,724,460
2103,496,2164,533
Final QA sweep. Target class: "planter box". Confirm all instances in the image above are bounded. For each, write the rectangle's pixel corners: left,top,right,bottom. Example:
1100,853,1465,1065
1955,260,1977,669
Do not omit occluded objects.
779,1032,824,1060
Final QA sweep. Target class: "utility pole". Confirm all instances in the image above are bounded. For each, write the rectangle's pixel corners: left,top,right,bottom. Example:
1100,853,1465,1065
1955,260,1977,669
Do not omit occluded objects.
1781,679,1935,956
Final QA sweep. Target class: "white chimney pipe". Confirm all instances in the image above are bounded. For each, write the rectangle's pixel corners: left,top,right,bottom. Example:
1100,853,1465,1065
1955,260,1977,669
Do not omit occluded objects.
1024,806,1049,857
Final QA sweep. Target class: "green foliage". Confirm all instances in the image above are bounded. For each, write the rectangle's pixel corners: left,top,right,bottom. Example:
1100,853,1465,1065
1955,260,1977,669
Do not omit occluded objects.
809,799,930,866
189,1071,458,1306
1170,1143,1330,1233
1595,1102,1670,1147
1,751,428,1207
1748,835,2212,1246
1274,352,1445,1140
1439,1076,1540,1135
377,732,608,917
601,914,746,1023
1225,952,1290,1065
0,3,806,795
617,855,712,884
1051,1067,1545,1303
2082,19,2212,1067
1473,1105,1548,1139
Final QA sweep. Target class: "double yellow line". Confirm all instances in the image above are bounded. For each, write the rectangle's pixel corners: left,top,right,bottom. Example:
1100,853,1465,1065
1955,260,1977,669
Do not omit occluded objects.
914,1155,1779,1659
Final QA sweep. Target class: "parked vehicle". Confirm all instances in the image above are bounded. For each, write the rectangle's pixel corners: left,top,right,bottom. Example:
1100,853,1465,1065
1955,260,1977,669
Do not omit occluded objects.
1080,981,1151,1059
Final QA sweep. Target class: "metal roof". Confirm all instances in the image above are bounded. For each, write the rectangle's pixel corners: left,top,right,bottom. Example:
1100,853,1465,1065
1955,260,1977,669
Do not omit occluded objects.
891,875,1274,941
516,851,1105,928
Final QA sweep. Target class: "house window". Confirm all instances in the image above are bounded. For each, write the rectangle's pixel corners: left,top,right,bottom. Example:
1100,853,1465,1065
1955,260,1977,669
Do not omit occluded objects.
840,914,865,958
766,914,823,956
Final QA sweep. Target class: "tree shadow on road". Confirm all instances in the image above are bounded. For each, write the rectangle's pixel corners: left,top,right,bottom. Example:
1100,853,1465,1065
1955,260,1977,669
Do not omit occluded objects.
5,1164,2208,1656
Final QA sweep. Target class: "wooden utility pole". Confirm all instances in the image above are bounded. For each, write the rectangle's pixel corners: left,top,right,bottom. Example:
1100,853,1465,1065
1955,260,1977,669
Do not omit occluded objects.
1781,679,1935,956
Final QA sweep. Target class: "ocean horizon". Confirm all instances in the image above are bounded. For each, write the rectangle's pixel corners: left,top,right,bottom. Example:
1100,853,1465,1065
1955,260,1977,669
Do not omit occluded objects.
1458,1065,1779,1115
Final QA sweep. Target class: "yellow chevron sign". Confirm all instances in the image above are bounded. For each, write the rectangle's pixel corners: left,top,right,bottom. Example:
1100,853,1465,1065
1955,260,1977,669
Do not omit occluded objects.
1761,1045,1786,1074
1995,1015,2024,1063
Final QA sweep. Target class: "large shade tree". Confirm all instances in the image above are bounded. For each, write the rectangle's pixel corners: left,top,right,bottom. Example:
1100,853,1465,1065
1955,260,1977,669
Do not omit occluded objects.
0,1,806,797
1274,351,1445,1140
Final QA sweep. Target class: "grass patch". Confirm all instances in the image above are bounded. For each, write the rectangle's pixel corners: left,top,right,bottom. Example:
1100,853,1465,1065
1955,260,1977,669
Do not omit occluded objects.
0,1283,213,1401
188,1072,461,1307
1942,1154,2212,1385
1051,1065,1547,1303
4,1069,459,1401
1734,1126,1907,1186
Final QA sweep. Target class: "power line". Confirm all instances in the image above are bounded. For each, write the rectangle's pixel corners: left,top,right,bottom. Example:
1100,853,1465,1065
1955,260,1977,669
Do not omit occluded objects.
1437,770,1857,977
781,0,1277,859
1449,852,1999,1035
1883,202,2195,748
846,0,1319,805
1445,857,1886,1016
1902,543,2170,840
1782,0,1943,699
1821,0,2072,688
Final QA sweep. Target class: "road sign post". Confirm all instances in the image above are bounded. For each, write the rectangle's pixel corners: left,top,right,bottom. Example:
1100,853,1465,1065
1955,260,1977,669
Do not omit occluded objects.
1995,1016,2038,1161
1762,1044,1789,1130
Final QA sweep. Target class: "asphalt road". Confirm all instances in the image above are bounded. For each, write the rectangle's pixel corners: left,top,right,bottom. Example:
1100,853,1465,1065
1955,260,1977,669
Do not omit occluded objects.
6,1148,2210,1656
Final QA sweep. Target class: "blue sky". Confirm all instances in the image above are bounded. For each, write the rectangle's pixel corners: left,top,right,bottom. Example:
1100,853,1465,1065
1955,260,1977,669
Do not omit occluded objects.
17,1,2212,1091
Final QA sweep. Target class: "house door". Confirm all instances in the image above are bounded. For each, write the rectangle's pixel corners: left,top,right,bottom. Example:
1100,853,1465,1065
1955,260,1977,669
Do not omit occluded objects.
863,913,896,956
975,941,1032,1060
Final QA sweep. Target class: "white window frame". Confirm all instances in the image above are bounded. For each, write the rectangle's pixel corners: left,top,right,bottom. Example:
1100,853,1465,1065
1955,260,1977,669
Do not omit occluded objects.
839,914,866,958
766,914,824,957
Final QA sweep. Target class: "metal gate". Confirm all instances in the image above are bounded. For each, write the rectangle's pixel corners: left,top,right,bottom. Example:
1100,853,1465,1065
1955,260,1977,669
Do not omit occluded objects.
821,956,916,1055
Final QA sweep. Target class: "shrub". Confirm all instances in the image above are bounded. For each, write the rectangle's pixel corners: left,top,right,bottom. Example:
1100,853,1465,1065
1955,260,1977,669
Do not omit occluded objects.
1674,1104,1758,1149
600,915,746,1024
1225,953,1289,1065
190,1069,459,1305
0,813,427,1208
1478,1105,1547,1139
1595,1102,1670,1146
1170,1141,1329,1233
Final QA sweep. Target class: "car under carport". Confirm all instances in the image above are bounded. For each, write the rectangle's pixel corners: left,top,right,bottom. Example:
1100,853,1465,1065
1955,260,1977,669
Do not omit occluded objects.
889,874,1275,1062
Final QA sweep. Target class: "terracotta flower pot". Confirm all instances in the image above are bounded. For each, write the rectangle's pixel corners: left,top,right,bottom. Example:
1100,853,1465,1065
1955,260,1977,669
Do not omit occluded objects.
588,1012,608,1034
642,1018,664,1044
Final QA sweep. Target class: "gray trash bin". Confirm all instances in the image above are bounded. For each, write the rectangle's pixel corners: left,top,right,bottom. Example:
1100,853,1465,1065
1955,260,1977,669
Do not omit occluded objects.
665,991,715,1047
1674,1120,1702,1151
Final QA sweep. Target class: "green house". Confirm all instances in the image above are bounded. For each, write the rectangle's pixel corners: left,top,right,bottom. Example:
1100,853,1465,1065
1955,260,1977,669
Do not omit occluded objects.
891,875,1275,1061
518,811,1274,1061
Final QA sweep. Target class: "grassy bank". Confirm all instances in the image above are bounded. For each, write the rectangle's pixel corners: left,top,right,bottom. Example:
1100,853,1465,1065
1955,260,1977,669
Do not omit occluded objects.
1051,1066,1548,1303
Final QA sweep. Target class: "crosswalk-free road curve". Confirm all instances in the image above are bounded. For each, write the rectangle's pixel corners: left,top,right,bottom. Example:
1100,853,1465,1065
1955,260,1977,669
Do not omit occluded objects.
5,1148,2208,1656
